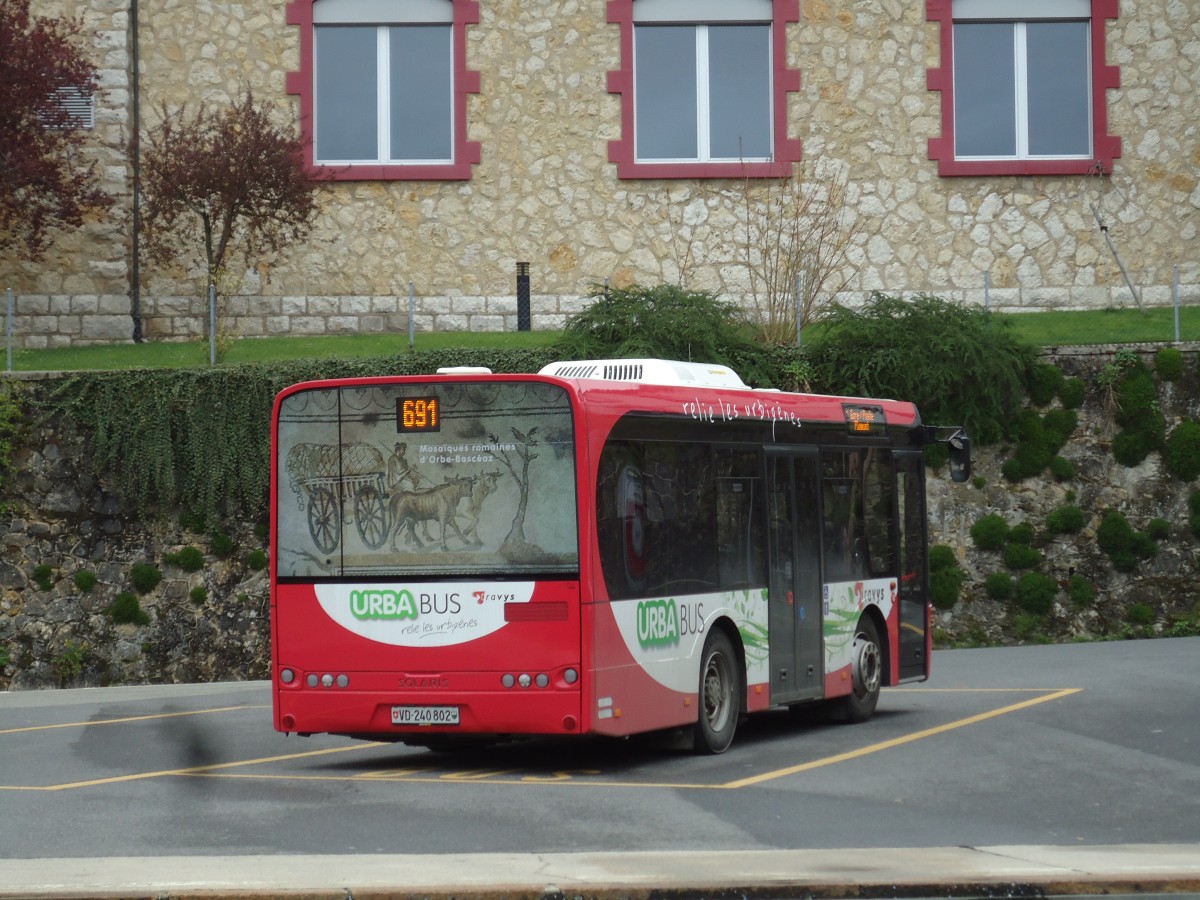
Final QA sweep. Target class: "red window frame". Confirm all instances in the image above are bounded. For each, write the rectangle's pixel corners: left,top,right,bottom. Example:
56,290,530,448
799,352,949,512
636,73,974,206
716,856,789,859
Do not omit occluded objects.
605,0,802,180
925,0,1122,177
284,0,481,181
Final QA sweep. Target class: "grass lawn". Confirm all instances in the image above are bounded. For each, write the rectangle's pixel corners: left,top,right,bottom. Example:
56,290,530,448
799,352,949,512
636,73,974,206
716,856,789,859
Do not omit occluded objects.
4,304,1196,373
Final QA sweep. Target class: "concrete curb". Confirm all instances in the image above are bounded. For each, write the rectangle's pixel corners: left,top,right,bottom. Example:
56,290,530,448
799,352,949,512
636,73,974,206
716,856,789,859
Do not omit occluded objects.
2,844,1199,899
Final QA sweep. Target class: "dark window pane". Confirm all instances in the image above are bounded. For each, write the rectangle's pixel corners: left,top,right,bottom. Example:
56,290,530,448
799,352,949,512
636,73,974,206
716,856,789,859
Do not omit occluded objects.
315,26,378,162
1027,21,1091,156
635,25,698,160
953,23,1016,158
709,25,771,160
390,25,453,161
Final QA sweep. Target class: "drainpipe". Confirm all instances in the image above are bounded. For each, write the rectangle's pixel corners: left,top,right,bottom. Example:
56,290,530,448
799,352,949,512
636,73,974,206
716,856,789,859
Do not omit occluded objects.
129,0,143,341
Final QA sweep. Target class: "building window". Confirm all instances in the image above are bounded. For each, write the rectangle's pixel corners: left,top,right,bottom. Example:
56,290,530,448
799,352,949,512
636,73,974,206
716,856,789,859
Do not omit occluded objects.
607,0,801,179
286,0,480,180
926,0,1121,176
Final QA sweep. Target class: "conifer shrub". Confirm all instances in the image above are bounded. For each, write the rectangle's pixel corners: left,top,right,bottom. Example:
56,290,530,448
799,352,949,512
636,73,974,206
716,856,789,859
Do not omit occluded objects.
1146,518,1171,541
1026,362,1064,407
1111,360,1165,467
72,570,98,592
803,292,1034,445
109,592,150,625
1164,420,1200,482
928,545,965,611
1007,522,1035,545
556,284,773,385
1066,574,1095,607
984,572,1014,600
1096,510,1157,573
246,549,268,571
1126,603,1154,627
970,514,1009,551
1058,377,1086,410
164,546,204,572
210,527,236,558
1049,456,1076,482
130,564,162,594
1003,542,1042,570
1155,347,1184,381
189,585,208,605
1015,572,1058,616
32,564,54,591
1046,505,1085,535
1190,490,1200,539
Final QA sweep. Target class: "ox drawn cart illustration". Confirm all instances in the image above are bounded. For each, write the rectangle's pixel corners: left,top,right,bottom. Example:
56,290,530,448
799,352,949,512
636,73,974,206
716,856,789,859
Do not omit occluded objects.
285,443,390,554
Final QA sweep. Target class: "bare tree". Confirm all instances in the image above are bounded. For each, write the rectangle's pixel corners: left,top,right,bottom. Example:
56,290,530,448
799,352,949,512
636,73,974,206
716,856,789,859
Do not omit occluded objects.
139,90,325,338
0,0,111,260
736,158,863,344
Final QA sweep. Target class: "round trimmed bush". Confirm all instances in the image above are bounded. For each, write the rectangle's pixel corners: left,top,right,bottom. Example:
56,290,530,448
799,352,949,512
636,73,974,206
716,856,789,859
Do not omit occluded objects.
984,572,1014,600
1164,420,1200,482
1027,362,1064,407
970,514,1010,551
1015,572,1058,616
1156,347,1184,382
109,592,150,625
1066,574,1095,607
1003,542,1042,570
1049,455,1076,482
1112,430,1151,467
1126,603,1154,627
1146,518,1171,541
1007,522,1035,545
1058,377,1086,410
130,564,162,595
72,570,98,592
165,545,204,573
1046,505,1085,535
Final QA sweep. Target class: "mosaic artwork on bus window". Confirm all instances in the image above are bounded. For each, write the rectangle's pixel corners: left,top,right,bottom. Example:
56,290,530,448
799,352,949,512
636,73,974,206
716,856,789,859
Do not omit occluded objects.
276,382,578,578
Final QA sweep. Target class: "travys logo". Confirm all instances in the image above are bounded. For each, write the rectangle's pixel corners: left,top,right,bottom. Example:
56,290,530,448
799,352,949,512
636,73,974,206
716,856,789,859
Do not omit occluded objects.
636,597,705,648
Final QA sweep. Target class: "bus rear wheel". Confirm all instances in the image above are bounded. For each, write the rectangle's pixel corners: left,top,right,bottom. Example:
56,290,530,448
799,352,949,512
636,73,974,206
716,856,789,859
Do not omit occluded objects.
695,629,740,754
836,616,882,724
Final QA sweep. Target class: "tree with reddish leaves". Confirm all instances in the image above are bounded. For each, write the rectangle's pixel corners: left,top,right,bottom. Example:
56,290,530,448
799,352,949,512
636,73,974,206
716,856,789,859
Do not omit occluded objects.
139,91,324,310
0,0,112,261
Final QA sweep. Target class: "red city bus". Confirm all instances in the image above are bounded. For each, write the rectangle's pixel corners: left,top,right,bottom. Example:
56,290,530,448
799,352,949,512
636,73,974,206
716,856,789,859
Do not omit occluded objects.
270,358,970,753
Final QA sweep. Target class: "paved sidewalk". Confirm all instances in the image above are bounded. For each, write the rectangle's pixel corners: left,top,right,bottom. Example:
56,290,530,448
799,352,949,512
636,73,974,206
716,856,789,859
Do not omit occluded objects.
2,844,1199,899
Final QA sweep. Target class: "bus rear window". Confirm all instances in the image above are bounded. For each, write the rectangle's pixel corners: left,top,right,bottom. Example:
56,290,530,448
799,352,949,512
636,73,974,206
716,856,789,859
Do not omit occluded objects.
276,381,578,578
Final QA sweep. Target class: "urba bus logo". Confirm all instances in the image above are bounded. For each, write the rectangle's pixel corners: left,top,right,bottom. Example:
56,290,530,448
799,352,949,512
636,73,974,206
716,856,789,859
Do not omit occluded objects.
636,598,706,648
351,589,418,620
349,589,465,620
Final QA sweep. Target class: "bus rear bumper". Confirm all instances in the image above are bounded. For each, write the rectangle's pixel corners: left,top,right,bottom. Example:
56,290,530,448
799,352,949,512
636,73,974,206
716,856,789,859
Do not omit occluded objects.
274,689,584,740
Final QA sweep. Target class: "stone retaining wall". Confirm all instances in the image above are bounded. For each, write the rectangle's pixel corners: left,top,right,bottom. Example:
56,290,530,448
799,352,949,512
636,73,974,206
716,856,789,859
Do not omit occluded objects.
2,346,1197,689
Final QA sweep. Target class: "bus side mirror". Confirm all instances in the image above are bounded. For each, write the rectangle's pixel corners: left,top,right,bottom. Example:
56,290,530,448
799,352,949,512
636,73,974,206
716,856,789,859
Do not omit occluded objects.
947,432,971,483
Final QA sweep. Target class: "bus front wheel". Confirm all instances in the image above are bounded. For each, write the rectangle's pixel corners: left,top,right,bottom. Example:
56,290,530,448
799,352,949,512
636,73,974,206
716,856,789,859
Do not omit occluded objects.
836,616,882,724
695,629,740,754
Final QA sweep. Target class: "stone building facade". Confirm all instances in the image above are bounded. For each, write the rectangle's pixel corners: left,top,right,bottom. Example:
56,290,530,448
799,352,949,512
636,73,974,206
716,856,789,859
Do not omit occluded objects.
2,0,1198,347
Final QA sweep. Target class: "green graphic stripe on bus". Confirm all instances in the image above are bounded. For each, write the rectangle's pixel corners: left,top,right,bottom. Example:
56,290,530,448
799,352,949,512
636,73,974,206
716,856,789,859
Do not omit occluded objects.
351,589,419,621
615,588,770,694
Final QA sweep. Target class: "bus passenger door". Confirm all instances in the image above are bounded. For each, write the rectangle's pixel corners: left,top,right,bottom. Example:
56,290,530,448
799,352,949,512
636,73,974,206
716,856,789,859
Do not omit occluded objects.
896,451,930,680
766,449,823,705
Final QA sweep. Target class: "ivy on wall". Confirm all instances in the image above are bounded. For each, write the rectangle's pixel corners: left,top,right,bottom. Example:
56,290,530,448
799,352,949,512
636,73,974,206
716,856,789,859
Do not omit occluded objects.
42,349,562,525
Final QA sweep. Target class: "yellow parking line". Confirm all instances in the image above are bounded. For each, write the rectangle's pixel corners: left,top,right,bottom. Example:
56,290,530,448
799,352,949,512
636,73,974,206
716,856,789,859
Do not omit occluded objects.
0,704,269,735
720,688,1082,789
0,742,383,792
